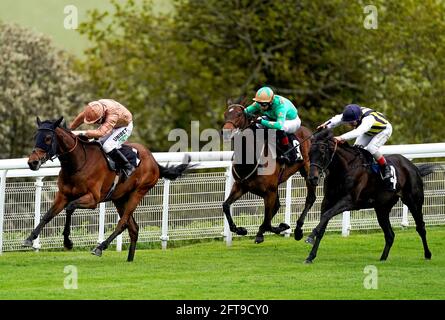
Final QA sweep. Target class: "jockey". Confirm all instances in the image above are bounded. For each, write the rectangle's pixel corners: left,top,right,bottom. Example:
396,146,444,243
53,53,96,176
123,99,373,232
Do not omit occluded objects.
70,99,136,178
244,86,302,164
317,104,393,182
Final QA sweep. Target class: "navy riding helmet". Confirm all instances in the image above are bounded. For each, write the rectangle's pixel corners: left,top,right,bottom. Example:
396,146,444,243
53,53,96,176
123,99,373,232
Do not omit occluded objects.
341,104,362,122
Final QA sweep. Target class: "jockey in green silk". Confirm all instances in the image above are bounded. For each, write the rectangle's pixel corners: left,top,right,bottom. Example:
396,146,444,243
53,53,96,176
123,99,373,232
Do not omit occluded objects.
244,86,302,163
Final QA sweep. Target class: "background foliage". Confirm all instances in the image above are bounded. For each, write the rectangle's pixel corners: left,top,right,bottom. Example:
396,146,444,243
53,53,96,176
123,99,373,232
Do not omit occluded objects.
0,23,90,158
1,0,444,157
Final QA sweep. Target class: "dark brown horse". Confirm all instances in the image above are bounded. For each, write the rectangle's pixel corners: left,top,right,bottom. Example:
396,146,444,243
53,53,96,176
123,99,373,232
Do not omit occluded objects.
305,129,435,263
222,104,317,243
25,117,191,261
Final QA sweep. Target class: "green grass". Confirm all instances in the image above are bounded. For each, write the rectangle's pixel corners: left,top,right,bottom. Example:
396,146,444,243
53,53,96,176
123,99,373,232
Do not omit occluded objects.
0,0,173,56
1,226,445,300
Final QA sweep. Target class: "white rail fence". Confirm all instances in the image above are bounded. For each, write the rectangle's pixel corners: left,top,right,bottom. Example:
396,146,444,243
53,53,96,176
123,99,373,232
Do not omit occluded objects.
0,144,445,254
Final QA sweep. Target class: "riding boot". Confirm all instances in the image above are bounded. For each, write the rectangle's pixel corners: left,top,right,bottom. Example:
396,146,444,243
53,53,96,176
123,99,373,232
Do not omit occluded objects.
276,130,293,164
107,149,136,179
380,162,392,181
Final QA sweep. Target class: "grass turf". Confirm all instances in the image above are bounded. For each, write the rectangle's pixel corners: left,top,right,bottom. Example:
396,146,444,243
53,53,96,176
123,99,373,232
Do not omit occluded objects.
0,226,444,300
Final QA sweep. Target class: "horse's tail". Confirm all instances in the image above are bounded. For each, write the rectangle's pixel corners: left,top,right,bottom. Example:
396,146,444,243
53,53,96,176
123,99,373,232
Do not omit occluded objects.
416,163,440,177
157,154,194,180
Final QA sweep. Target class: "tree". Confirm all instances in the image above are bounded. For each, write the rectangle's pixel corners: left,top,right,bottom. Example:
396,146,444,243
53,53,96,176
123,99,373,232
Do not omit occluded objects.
79,0,445,149
0,23,91,158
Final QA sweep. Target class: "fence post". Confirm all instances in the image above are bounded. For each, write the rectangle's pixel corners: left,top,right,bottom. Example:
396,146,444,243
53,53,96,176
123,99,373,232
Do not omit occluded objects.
32,177,43,250
223,165,233,246
0,170,7,255
116,209,122,251
342,211,351,237
160,179,171,250
401,205,409,227
284,176,293,237
98,202,106,243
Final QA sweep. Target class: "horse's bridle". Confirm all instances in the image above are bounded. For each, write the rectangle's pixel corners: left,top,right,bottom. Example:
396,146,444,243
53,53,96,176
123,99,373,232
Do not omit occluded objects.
32,127,83,165
309,139,338,177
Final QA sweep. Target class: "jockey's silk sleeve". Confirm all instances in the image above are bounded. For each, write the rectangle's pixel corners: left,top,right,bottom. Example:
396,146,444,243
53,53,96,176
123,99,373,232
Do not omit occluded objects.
86,112,119,138
340,115,374,141
69,111,85,130
244,103,260,115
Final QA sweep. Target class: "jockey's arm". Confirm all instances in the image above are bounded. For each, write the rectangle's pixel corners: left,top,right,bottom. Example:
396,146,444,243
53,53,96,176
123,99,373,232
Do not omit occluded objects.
69,111,86,130
85,112,119,139
244,102,260,116
259,106,286,130
340,116,374,141
325,114,343,129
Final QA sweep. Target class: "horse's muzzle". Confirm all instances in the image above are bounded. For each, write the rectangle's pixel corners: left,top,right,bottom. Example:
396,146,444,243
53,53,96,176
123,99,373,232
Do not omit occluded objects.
28,159,41,171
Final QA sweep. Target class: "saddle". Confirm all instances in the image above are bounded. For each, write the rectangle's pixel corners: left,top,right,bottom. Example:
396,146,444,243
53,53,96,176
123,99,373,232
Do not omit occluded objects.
78,136,140,172
352,145,397,190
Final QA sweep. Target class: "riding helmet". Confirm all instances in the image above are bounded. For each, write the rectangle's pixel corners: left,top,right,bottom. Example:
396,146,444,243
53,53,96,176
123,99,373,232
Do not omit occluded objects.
341,104,362,122
253,87,274,103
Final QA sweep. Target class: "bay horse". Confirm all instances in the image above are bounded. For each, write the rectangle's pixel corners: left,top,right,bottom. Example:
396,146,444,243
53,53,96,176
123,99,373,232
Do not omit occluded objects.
25,117,191,261
305,129,436,263
222,104,317,243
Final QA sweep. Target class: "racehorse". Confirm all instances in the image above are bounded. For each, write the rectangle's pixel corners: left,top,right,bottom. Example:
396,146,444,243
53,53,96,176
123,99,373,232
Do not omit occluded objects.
305,128,436,263
25,117,191,261
222,104,317,243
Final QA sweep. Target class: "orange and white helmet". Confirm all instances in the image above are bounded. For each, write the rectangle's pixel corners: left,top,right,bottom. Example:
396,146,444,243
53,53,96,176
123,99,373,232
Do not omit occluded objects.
84,101,105,124
253,87,274,103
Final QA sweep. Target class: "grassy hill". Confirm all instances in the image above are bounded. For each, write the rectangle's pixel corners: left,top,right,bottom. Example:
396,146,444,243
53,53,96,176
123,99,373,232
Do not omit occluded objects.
0,0,172,56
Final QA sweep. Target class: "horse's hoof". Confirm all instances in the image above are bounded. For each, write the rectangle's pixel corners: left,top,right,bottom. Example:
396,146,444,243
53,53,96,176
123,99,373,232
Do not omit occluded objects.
294,229,303,241
64,240,73,251
278,223,290,231
305,236,314,245
304,259,313,264
236,227,248,236
22,239,33,248
425,252,432,260
254,236,264,244
91,247,102,257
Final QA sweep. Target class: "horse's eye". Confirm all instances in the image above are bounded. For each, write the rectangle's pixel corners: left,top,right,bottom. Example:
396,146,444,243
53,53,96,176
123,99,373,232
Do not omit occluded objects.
44,135,52,145
320,145,325,151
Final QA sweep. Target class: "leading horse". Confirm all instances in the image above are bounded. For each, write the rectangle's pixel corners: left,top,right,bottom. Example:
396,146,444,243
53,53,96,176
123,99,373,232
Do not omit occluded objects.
222,104,317,243
305,129,436,263
26,116,191,261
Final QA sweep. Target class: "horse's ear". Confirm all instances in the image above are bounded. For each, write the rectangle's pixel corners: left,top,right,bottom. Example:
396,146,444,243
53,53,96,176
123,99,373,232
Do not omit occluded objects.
227,98,233,106
36,117,42,127
54,116,64,128
239,96,248,106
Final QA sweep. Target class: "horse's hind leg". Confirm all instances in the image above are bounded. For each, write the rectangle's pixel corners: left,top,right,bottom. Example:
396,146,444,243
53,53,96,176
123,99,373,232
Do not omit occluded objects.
295,173,317,241
402,195,432,259
223,182,248,236
375,206,395,261
93,192,144,260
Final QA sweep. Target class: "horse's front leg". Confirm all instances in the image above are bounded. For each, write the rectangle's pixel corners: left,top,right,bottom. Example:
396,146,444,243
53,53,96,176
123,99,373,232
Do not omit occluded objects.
304,197,352,264
61,193,98,250
255,190,281,244
23,192,68,247
62,208,75,250
223,182,248,236
294,176,317,241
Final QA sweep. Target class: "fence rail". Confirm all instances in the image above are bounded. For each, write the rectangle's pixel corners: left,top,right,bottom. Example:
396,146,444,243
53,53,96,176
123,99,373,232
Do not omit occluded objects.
1,144,445,254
